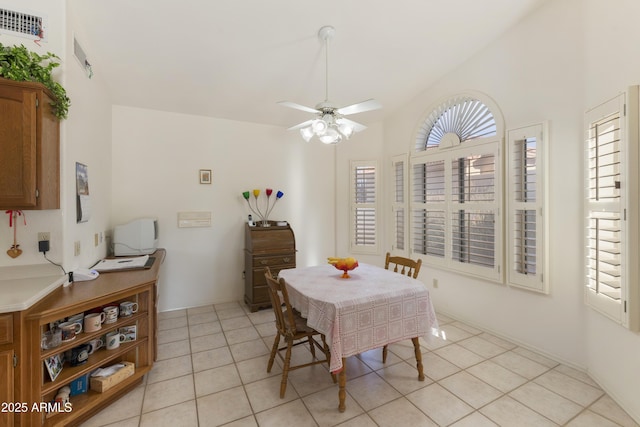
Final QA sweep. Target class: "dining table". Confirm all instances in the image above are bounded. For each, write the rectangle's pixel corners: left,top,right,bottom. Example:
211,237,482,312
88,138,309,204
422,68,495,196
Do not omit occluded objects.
278,262,439,412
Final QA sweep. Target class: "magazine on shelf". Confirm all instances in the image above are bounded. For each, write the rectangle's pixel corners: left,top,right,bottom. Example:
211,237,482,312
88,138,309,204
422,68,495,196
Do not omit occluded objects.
92,255,152,272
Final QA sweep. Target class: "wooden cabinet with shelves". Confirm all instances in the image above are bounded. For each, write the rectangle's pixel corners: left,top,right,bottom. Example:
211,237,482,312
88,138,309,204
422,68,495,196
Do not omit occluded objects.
0,78,60,210
244,222,295,312
19,250,164,426
1,313,17,427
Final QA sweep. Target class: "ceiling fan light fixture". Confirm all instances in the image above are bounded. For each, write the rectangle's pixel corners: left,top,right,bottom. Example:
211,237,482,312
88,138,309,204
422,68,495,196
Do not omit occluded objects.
300,126,314,142
320,127,341,144
312,119,328,134
338,122,354,139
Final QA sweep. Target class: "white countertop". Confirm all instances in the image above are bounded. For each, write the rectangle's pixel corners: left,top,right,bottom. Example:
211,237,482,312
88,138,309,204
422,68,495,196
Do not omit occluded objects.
0,264,67,313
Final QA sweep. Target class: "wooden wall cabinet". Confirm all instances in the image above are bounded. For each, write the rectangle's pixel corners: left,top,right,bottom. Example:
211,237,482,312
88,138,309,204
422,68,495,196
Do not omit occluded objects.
244,221,295,312
0,78,60,210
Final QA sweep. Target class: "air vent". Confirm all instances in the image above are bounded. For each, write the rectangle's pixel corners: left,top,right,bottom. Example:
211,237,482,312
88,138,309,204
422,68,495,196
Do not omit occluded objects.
0,8,47,41
73,36,93,78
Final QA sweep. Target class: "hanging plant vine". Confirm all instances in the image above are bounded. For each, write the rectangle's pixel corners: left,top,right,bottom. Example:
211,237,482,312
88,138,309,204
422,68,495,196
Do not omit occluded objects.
0,43,70,119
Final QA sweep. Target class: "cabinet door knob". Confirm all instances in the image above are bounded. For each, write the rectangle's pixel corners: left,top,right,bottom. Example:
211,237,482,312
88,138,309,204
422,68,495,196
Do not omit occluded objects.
260,260,268,265
283,257,290,263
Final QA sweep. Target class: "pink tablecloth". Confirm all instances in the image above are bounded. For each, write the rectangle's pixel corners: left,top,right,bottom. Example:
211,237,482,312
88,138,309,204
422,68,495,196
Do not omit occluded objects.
279,263,439,372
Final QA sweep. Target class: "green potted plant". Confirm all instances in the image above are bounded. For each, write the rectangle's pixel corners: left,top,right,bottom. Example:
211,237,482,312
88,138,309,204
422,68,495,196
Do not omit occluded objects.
0,42,70,119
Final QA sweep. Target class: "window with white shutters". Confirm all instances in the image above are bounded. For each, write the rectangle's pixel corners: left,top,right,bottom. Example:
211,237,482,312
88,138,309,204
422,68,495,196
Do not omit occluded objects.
507,123,548,293
584,87,639,330
411,92,503,282
351,160,378,254
391,155,407,253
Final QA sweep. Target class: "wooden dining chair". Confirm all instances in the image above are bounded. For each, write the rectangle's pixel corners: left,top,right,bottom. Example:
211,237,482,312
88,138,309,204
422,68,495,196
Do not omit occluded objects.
264,267,335,398
382,252,423,363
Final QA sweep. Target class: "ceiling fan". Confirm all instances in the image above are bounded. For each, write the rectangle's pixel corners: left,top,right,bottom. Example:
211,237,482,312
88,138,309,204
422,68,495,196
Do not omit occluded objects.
278,25,382,144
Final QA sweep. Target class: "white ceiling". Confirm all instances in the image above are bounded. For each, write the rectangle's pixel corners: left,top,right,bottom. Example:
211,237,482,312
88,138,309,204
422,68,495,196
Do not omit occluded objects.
68,0,548,129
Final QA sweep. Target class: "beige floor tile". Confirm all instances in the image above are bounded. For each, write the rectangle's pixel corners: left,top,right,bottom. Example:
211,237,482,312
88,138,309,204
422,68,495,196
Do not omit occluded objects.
457,336,509,359
229,339,270,362
440,324,475,342
139,400,198,427
357,347,402,370
344,354,374,380
224,325,260,345
214,301,243,311
158,316,188,331
190,332,227,353
192,346,234,372
334,413,378,427
222,415,258,427
247,309,275,325
512,346,559,368
566,410,622,427
302,387,365,427
436,313,455,324
509,381,582,424
197,386,253,426
187,305,215,315
368,397,438,426
375,360,433,395
480,395,557,427
158,309,187,320
156,339,191,361
534,369,604,406
217,306,249,320
467,360,528,393
254,399,317,427
221,315,254,331
449,411,498,427
345,372,402,411
406,383,474,426
440,371,502,409
194,363,242,397
477,332,518,350
422,351,461,381
450,321,483,335
79,385,144,427
142,374,195,414
189,321,222,338
255,321,276,337
589,395,640,427
157,326,189,344
236,354,282,384
554,364,601,388
287,363,336,397
188,311,219,325
147,354,193,384
434,343,485,369
490,350,550,379
244,375,299,412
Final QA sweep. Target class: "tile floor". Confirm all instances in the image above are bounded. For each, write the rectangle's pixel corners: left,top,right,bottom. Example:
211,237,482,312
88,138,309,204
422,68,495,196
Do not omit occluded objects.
79,301,638,427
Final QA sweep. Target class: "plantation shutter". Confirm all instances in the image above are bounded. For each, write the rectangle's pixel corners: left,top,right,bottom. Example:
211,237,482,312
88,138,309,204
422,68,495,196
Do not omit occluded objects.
507,124,548,293
584,87,639,330
351,160,378,253
391,155,407,253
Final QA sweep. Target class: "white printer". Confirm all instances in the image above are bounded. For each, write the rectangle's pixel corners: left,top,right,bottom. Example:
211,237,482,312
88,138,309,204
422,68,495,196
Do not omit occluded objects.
112,218,158,256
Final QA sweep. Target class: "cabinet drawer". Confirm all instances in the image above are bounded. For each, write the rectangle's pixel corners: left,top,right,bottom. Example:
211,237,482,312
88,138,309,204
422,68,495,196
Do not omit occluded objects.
252,265,294,286
253,254,295,268
0,314,13,345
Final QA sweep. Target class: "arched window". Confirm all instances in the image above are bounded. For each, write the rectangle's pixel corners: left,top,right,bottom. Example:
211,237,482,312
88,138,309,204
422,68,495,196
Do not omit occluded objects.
410,92,504,282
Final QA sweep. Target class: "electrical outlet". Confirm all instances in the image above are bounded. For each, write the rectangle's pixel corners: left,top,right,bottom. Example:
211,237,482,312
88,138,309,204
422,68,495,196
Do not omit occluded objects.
433,278,438,288
38,232,50,241
74,241,81,256
94,233,99,247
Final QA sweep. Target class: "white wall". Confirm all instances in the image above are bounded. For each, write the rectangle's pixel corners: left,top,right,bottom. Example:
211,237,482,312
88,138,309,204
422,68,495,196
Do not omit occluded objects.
0,0,112,271
110,106,336,310
381,0,639,420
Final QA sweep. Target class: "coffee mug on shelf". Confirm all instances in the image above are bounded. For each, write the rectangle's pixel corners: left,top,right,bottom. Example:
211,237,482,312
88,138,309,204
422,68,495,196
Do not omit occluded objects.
84,312,106,332
119,301,139,317
59,321,83,342
67,312,84,324
66,343,90,367
106,331,126,350
103,306,119,324
87,338,104,354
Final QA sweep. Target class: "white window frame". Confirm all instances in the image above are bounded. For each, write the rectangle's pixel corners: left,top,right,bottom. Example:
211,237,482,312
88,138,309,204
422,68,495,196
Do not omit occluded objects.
584,86,639,331
390,154,408,256
410,92,504,283
350,160,379,254
506,123,549,293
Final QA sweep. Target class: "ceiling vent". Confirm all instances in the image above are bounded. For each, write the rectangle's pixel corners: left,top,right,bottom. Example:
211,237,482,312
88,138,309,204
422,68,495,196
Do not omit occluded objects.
0,7,47,41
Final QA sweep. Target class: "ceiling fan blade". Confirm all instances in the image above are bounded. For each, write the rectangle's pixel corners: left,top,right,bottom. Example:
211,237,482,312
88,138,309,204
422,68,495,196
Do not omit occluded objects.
337,118,367,133
336,99,382,116
277,101,319,114
287,119,314,131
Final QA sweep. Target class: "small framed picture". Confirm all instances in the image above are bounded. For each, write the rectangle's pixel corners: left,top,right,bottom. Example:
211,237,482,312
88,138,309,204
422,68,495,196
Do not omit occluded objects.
45,354,63,382
199,169,212,184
